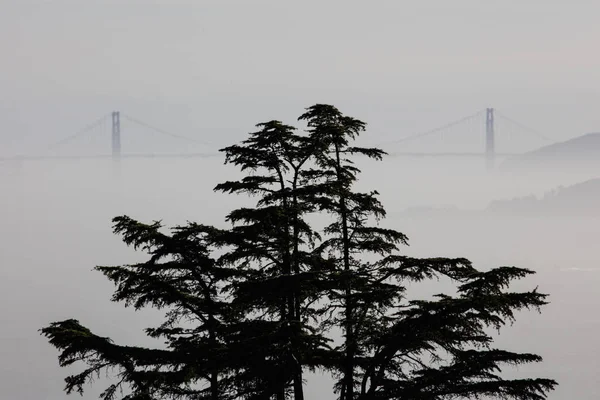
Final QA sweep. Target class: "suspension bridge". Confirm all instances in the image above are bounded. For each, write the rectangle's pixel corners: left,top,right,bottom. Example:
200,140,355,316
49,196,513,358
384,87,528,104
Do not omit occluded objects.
0,108,550,170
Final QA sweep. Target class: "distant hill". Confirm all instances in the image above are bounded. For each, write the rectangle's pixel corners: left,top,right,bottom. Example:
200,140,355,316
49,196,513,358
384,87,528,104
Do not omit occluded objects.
487,178,600,215
502,132,600,169
402,178,600,217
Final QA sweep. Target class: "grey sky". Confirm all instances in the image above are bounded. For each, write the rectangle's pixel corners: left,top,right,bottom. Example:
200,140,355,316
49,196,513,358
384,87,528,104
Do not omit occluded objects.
2,1,600,154
3,3,600,399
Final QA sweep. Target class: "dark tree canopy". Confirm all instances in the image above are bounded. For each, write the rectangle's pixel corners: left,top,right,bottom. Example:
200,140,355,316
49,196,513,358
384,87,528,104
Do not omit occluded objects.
41,104,557,400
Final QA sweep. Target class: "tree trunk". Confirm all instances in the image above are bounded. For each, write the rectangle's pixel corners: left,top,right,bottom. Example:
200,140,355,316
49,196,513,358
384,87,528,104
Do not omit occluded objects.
210,372,218,400
206,298,219,400
292,174,305,400
336,144,354,400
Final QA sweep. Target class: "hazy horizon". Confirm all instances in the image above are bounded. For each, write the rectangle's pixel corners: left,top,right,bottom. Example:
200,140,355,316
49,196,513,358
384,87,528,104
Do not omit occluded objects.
2,2,600,399
2,1,600,157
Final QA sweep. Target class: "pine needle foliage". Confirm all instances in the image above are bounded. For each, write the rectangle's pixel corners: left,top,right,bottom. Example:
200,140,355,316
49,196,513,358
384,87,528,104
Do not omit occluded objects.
41,104,557,400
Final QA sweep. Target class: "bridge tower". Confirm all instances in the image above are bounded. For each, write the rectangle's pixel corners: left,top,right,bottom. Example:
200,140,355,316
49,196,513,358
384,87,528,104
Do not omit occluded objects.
485,108,495,170
112,111,121,160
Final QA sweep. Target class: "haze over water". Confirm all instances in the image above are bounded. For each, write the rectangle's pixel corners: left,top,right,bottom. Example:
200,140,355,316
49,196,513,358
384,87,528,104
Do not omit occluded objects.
1,156,599,399
3,1,600,398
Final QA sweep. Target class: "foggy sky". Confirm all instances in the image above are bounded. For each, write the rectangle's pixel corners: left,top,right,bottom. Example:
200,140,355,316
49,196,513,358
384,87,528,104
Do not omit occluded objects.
2,3,600,399
2,1,600,156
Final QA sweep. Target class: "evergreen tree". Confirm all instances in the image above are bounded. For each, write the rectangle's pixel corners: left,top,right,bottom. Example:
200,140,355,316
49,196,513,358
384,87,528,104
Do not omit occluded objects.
41,104,557,400
212,120,329,400
41,217,239,400
298,104,556,400
298,104,394,400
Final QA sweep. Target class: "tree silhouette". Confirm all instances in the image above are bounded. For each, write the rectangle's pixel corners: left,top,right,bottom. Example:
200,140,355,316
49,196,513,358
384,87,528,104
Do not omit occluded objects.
41,104,557,400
